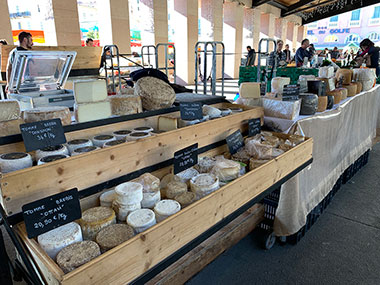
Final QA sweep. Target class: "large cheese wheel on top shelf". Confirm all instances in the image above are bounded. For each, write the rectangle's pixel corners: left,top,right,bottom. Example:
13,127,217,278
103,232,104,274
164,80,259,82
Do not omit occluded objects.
343,84,357,97
23,106,71,125
317,96,327,112
336,69,353,85
326,89,343,104
351,81,362,94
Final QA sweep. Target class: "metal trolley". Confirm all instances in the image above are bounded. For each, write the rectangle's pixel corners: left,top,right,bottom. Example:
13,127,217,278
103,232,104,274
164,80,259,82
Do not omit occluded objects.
257,38,277,94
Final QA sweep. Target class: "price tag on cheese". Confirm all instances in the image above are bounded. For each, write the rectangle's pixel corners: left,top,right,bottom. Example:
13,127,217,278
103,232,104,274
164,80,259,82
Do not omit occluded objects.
180,102,203,120
20,118,67,152
248,118,261,137
22,188,81,239
226,130,244,155
174,143,198,174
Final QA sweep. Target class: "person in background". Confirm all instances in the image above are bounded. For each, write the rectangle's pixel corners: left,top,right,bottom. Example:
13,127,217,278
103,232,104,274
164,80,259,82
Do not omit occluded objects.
331,47,340,59
6,31,33,93
268,40,286,68
246,46,256,66
284,44,291,63
0,39,8,46
86,38,94,47
295,39,312,67
358,38,380,76
308,44,316,56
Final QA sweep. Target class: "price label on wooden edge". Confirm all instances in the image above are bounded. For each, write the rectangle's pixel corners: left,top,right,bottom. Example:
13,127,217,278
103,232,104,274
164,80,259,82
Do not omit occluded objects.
226,130,244,155
248,118,261,137
174,143,198,175
20,118,67,152
180,102,203,120
22,188,81,239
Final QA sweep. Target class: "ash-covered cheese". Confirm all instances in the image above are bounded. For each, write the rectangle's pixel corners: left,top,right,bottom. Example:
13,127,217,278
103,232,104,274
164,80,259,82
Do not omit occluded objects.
95,224,135,252
74,80,107,103
23,106,71,126
127,209,156,233
165,181,187,199
36,144,69,160
37,154,68,165
67,139,93,154
74,101,112,123
133,126,153,133
0,99,21,121
72,146,99,156
92,134,116,147
104,139,126,147
56,241,100,273
99,189,116,207
126,132,151,141
190,174,220,199
174,191,196,208
158,115,178,132
79,207,116,240
112,130,132,140
37,222,82,260
154,200,181,222
108,94,142,116
0,152,33,173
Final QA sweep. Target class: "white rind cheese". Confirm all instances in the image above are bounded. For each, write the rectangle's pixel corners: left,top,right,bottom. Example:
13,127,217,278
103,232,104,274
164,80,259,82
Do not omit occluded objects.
154,200,181,222
23,106,71,126
202,105,221,118
0,99,21,121
141,191,161,209
74,101,112,123
0,152,33,173
115,182,143,205
92,134,116,147
35,144,69,160
112,201,141,221
67,139,93,154
37,222,82,260
108,95,143,116
190,174,220,199
360,80,375,91
74,80,108,103
127,209,156,233
99,189,117,207
165,181,187,199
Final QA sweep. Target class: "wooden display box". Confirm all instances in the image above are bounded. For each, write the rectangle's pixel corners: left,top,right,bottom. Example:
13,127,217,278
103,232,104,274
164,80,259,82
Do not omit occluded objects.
15,133,313,285
0,103,263,215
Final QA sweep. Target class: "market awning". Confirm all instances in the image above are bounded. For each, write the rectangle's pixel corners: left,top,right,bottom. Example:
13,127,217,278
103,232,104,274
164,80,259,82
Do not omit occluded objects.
252,0,380,25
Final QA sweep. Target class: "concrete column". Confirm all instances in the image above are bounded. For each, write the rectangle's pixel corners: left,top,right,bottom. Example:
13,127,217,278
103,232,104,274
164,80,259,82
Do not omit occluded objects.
281,18,288,45
223,2,244,78
292,23,298,50
173,0,198,85
274,18,281,40
243,8,254,51
51,0,81,45
153,0,169,67
139,0,155,47
252,9,261,52
0,0,13,44
286,22,294,51
260,13,275,51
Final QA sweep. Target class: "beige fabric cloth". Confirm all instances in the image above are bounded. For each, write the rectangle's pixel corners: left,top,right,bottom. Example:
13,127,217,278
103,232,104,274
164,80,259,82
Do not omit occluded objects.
272,85,380,236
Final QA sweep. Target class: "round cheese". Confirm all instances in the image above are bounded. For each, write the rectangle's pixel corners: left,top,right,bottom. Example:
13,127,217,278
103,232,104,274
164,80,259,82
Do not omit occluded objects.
165,181,187,199
194,157,217,173
200,115,210,122
56,241,100,273
336,69,353,85
202,105,222,118
351,81,362,94
133,126,154,133
176,168,200,185
38,222,82,260
271,77,290,94
360,80,375,91
126,132,151,141
135,173,160,193
112,201,141,221
178,119,200,127
104,139,126,147
219,108,232,116
326,90,343,104
72,146,99,156
108,94,142,116
113,130,132,140
67,139,93,154
36,144,69,161
99,189,116,207
23,106,71,126
79,207,116,240
0,152,33,173
335,88,348,100
342,84,357,97
95,224,135,252
231,148,251,165
115,182,143,205
127,209,156,233
141,191,161,208
174,191,196,208
317,96,327,112
190,174,220,199
92,135,116,147
154,200,181,222
37,154,68,165
210,159,241,182
160,174,181,197
249,159,269,170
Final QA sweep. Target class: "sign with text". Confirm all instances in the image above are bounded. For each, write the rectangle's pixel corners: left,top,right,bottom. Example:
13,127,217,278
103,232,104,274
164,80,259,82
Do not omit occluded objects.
174,143,198,175
20,119,66,152
22,189,81,239
248,118,261,137
226,130,244,155
180,102,203,120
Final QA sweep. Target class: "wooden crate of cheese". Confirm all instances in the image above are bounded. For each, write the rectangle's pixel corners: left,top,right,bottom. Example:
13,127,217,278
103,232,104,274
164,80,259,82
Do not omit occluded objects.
15,132,313,285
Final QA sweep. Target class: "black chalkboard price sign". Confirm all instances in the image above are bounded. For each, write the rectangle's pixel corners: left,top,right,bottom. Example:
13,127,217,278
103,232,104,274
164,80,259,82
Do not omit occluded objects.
248,118,261,137
226,130,244,155
20,118,67,152
180,102,203,120
22,188,81,239
174,143,198,174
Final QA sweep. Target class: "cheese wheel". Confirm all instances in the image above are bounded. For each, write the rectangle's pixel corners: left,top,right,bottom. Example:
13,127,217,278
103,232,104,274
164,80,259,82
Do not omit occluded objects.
194,157,217,173
134,173,160,193
165,181,187,199
278,143,293,151
67,139,93,154
174,191,196,208
271,77,290,93
0,152,33,173
141,191,161,208
202,105,222,118
231,148,251,165
127,209,156,233
335,88,348,100
112,130,132,140
56,241,100,273
95,224,134,252
249,159,269,170
351,81,362,94
190,174,220,199
74,101,112,123
72,146,99,156
126,132,151,141
326,90,343,104
360,80,375,91
112,201,141,221
79,207,116,240
0,99,21,121
154,200,181,222
35,144,69,160
133,126,154,133
318,66,334,78
176,168,200,185
99,189,116,207
108,94,142,116
23,106,71,126
38,222,82,260
343,84,357,97
336,69,353,85
317,96,327,112
219,108,232,116
0,118,24,137
115,182,143,205
37,154,68,165
210,159,241,182
92,134,116,147
178,118,200,127
104,139,126,147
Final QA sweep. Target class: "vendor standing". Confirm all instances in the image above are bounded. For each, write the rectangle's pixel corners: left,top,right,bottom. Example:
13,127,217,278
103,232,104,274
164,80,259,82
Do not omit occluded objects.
295,39,312,67
6,31,33,93
268,40,286,68
358,38,380,76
